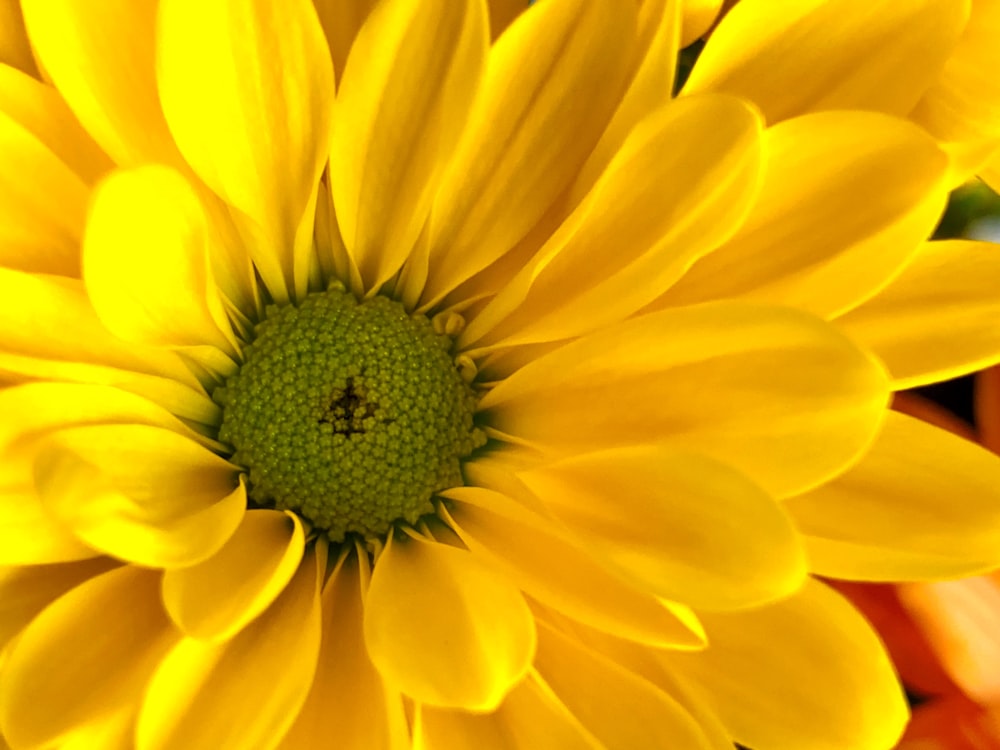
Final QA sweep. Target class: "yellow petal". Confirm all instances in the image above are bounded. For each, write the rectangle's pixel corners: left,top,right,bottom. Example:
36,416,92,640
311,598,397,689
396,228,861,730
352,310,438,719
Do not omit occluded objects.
0,269,218,425
680,0,723,46
443,486,706,648
535,621,718,750
0,557,117,649
365,534,535,710
0,63,112,185
279,552,410,750
665,579,909,750
461,93,763,350
0,489,97,565
312,0,377,87
157,0,334,302
684,0,967,124
137,547,323,750
479,302,889,498
33,424,244,569
0,1,38,76
414,675,601,750
82,165,239,357
162,510,305,642
657,111,950,319
911,0,1000,178
20,0,184,167
418,0,636,306
330,0,486,292
518,446,806,611
0,108,88,276
0,567,178,750
788,411,1000,580
836,239,1000,389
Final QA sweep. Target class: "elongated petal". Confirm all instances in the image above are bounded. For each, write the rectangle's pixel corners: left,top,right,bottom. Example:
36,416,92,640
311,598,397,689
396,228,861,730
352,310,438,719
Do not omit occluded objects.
535,622,717,750
0,64,112,184
0,567,178,750
443,486,706,648
21,0,183,167
0,0,37,75
419,0,636,305
83,165,239,357
365,534,535,710
836,239,1000,388
415,675,601,750
312,0,376,86
331,0,486,291
0,269,217,424
0,489,97,565
157,0,334,301
680,0,723,46
0,557,117,649
462,94,763,349
665,579,909,750
683,0,966,124
279,553,409,750
34,424,244,569
137,547,323,750
658,111,949,318
788,411,1000,580
479,302,889,498
162,510,304,642
0,109,88,275
518,446,806,611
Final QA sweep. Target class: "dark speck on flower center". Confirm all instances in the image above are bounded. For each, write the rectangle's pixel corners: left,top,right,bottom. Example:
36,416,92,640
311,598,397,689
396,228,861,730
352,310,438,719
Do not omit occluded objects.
213,286,486,542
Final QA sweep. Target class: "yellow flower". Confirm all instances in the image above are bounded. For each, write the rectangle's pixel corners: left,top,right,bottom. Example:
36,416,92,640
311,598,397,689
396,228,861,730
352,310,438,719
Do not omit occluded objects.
2,1,1000,750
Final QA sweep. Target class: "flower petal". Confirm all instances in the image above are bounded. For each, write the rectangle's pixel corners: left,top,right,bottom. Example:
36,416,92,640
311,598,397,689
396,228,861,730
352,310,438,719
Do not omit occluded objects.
835,239,1000,388
0,557,117,650
479,301,889,498
137,546,323,750
162,510,305,642
680,0,723,46
518,446,806,611
461,93,763,350
415,675,601,750
312,0,376,87
0,269,218,424
0,488,97,565
82,165,239,358
0,63,112,185
0,108,88,275
330,0,486,291
365,534,535,710
443,486,706,648
665,579,909,750
657,111,950,319
157,0,334,301
279,552,410,750
535,622,718,750
683,0,966,124
0,0,37,76
418,0,637,306
0,567,178,750
788,411,1000,580
33,424,244,569
21,0,183,167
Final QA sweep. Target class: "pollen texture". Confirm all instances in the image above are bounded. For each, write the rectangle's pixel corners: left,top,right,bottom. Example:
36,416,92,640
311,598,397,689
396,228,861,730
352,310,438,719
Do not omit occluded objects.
215,288,486,541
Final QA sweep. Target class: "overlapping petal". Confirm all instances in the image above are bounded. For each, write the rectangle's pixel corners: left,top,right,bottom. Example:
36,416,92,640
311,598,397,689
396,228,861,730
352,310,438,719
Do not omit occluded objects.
656,110,950,318
479,301,889,497
331,0,487,291
137,546,324,750
683,0,967,125
835,239,1000,388
162,510,305,642
788,411,1000,580
517,446,806,611
665,579,909,750
365,534,535,710
443,486,707,648
157,0,334,301
0,0,37,76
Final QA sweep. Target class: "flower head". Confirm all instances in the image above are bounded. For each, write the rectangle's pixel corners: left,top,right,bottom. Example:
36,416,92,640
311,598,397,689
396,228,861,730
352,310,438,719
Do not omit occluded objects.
3,1,1000,749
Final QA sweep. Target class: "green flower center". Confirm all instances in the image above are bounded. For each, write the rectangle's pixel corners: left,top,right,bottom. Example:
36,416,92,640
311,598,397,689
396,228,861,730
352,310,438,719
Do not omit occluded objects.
214,287,485,541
